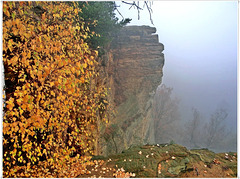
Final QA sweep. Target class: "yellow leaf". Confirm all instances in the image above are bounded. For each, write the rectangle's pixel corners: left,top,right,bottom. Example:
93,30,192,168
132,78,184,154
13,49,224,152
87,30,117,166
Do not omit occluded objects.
4,9,10,17
83,63,87,68
74,8,78,14
80,77,85,83
9,56,18,65
50,91,55,96
71,67,75,73
27,51,31,59
50,82,54,87
6,97,14,110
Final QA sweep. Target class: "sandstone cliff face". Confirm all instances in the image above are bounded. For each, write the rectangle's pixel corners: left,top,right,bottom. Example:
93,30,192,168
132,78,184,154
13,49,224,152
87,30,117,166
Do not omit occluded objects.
101,26,165,155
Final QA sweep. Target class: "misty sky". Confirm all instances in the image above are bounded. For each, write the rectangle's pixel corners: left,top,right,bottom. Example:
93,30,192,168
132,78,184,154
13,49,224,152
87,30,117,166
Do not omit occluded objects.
115,1,237,133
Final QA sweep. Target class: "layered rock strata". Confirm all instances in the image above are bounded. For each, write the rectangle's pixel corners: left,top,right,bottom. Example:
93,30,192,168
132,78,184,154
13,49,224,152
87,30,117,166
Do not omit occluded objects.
100,26,165,155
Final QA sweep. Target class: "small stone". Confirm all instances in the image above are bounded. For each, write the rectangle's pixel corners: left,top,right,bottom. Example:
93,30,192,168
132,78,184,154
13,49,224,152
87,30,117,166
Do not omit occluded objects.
157,144,160,147
158,163,162,174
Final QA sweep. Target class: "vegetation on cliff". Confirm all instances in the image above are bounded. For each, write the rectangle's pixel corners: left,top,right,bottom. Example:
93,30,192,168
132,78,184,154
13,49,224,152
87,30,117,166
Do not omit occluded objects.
76,1,131,50
2,1,125,177
3,1,236,178
79,143,237,178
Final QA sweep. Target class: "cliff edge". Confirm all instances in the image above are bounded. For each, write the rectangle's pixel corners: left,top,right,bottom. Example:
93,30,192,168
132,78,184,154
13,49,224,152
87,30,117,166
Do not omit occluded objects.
100,26,165,155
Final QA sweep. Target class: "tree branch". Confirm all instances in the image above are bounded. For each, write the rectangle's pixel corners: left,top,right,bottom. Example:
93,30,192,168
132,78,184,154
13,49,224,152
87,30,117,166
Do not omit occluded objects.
115,6,124,20
144,1,153,24
115,1,154,24
121,1,143,10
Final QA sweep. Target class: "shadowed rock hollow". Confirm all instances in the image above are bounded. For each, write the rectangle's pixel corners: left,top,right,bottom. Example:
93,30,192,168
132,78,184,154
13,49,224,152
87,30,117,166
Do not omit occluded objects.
99,26,165,155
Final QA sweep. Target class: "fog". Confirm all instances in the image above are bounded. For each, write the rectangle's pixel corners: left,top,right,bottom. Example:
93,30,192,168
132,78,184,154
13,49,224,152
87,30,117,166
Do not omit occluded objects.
116,1,237,152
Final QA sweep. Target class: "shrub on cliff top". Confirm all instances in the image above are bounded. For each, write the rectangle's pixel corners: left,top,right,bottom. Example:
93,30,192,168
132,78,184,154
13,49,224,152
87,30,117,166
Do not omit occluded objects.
77,1,131,50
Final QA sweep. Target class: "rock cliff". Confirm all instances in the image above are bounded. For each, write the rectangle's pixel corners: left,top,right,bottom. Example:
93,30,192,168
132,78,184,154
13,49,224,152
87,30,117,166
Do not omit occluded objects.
99,26,165,155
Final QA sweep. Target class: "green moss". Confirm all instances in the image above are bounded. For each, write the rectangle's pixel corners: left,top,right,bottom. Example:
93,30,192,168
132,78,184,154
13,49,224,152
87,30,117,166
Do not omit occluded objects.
100,144,237,178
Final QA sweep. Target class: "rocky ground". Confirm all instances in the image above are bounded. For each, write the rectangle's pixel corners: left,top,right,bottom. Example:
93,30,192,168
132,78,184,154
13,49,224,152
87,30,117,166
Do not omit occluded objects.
78,143,237,178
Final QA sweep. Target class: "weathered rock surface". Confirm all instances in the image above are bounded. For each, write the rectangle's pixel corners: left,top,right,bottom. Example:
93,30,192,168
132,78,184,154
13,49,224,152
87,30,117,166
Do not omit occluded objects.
99,26,165,155
88,144,237,178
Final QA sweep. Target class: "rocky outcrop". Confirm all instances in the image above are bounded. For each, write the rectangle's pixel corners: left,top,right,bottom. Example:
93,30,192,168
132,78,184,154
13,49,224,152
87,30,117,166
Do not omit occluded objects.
88,144,237,178
111,26,164,105
99,26,164,155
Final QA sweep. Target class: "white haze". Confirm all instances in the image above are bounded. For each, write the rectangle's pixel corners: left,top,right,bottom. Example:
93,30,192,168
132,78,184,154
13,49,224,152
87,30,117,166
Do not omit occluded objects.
115,1,237,147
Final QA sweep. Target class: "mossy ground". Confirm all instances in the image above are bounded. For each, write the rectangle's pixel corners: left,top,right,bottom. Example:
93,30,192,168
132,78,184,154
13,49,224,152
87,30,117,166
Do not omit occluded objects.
79,143,237,178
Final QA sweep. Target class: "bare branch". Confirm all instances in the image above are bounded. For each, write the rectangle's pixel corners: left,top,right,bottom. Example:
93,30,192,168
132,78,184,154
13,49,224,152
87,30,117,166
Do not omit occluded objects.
115,1,154,24
121,1,143,10
115,6,124,20
137,1,140,20
144,1,154,25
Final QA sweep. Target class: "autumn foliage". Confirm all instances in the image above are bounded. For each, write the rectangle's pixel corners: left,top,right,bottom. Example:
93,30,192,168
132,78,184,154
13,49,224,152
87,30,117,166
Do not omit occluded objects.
3,1,108,177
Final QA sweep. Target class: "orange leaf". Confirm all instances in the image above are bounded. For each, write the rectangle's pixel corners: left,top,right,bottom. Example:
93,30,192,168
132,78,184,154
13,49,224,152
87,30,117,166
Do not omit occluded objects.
6,97,15,110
